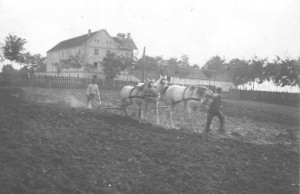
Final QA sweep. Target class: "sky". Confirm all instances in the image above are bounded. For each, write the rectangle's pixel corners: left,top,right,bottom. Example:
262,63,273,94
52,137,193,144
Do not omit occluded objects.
0,0,300,68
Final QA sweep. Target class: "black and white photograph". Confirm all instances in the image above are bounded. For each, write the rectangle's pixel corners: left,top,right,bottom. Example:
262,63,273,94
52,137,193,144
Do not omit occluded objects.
0,0,299,193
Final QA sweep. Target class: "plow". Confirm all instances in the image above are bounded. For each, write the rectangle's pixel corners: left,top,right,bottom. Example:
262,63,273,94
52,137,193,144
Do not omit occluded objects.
88,94,167,115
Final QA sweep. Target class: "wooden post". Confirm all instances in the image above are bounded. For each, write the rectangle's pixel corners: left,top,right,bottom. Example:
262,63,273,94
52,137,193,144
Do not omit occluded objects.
142,47,146,82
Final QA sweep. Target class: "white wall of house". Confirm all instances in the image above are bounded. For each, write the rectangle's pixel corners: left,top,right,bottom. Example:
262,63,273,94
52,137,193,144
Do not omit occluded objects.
213,80,236,92
171,77,209,86
88,31,116,49
170,77,236,92
46,46,83,72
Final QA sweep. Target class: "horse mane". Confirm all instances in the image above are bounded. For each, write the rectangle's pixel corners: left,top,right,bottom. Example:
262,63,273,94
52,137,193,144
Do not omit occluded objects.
188,85,213,97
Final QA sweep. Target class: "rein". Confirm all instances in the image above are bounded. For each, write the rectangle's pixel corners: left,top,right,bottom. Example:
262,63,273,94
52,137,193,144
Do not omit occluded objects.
126,94,158,99
127,86,157,102
171,86,208,105
160,83,210,106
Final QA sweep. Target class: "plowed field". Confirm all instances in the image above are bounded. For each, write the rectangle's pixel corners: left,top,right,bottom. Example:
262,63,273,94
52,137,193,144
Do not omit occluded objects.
0,87,299,194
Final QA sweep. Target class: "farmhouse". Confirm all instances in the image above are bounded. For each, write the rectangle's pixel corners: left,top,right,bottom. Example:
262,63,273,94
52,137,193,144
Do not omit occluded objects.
45,29,138,79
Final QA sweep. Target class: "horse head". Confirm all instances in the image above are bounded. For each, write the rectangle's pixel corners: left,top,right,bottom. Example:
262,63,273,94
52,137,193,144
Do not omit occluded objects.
152,75,168,92
136,79,156,95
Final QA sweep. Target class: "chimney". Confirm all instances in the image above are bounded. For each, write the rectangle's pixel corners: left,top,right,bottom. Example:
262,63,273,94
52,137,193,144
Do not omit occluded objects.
127,33,131,39
88,29,91,38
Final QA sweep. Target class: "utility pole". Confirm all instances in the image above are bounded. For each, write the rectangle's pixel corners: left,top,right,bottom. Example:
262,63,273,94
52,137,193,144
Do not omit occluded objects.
142,47,146,82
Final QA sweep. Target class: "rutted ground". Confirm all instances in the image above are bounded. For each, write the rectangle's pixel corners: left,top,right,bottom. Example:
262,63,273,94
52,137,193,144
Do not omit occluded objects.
20,87,300,147
0,87,298,194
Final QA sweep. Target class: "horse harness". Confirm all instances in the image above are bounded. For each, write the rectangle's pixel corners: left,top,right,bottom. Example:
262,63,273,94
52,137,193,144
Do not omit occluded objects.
126,85,158,103
162,85,211,106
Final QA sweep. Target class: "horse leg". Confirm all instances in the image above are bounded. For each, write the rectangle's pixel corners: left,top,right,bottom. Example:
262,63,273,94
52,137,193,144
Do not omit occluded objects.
138,104,142,123
121,99,132,117
169,103,175,129
121,99,126,116
186,105,197,132
143,101,149,121
156,100,160,124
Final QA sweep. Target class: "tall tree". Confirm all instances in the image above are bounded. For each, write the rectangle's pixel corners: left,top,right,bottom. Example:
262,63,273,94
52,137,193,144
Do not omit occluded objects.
134,55,165,79
136,55,163,70
1,34,46,75
201,55,226,79
227,58,249,86
248,57,265,84
120,52,137,76
1,64,17,73
102,51,123,79
34,54,47,72
179,54,190,67
0,51,4,62
265,57,300,87
165,57,190,78
247,57,265,89
1,34,27,64
166,57,180,67
19,52,46,75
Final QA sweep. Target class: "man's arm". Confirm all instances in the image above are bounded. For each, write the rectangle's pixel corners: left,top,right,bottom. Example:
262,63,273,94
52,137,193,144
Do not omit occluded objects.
214,95,221,108
96,85,101,104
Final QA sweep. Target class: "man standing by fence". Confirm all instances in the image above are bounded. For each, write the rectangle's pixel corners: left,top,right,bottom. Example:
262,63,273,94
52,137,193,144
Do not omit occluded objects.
86,79,101,109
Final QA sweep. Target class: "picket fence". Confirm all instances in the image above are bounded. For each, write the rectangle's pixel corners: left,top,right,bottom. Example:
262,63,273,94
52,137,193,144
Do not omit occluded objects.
229,88,299,106
1,73,298,106
0,73,138,90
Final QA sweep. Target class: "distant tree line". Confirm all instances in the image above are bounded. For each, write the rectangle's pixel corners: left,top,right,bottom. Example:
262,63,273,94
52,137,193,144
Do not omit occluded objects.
201,55,300,87
132,54,299,88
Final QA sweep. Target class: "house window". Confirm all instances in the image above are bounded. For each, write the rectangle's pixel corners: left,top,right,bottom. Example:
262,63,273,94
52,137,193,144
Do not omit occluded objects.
94,49,99,55
93,62,98,68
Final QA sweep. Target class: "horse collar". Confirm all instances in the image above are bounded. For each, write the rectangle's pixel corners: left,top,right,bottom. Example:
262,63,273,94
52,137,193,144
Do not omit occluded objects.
182,87,188,101
161,86,169,95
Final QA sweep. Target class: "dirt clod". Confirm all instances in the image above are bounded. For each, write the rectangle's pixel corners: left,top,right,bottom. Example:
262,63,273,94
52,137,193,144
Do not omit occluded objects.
0,87,298,194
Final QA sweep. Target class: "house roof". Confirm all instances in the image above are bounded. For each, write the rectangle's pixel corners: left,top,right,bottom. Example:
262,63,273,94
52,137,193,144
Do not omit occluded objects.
132,66,208,81
133,70,160,81
47,31,98,53
47,29,137,53
214,72,232,82
164,66,208,80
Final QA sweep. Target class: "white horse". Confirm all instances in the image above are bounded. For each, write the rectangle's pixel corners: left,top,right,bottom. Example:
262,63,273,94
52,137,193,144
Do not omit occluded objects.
153,75,214,131
120,80,158,123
